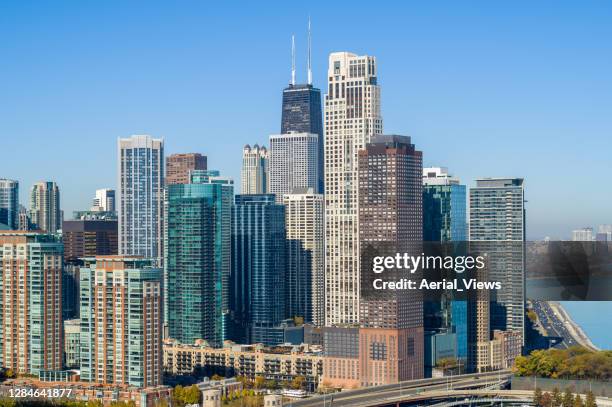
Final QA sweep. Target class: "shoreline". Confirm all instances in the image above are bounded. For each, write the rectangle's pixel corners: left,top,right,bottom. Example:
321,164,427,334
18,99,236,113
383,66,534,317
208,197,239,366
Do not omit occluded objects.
548,301,599,351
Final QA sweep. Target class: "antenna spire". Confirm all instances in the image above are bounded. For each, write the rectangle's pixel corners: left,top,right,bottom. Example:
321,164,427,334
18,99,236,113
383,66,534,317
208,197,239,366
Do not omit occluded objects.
307,17,312,85
291,34,296,85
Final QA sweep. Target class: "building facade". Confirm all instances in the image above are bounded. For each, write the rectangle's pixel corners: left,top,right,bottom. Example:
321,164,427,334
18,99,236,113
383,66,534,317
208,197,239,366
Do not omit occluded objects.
30,181,61,234
469,178,526,338
572,227,594,241
165,170,233,346
324,52,382,326
0,179,19,230
269,132,320,201
283,189,324,326
0,231,63,375
230,194,286,345
62,219,118,263
166,153,208,185
117,135,164,264
281,84,323,192
64,319,80,369
92,188,115,212
423,167,468,364
241,145,268,194
80,257,163,387
357,135,424,385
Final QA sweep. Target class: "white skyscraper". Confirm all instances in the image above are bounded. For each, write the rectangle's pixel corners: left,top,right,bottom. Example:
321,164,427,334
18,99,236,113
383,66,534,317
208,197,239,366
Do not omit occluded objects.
324,52,382,325
241,144,268,194
118,135,164,263
269,132,320,202
572,227,594,241
283,188,325,326
91,188,115,212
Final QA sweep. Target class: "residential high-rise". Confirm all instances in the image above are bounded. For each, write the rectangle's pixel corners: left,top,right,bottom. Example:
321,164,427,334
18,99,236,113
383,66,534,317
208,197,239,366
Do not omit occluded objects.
62,216,118,320
423,167,468,363
283,188,324,326
166,153,208,185
241,145,268,194
358,135,424,385
91,188,115,212
0,231,63,375
0,179,19,229
469,178,526,337
117,135,164,263
17,205,31,231
165,170,233,346
230,194,286,345
80,256,162,387
30,181,61,233
269,132,320,201
324,52,382,326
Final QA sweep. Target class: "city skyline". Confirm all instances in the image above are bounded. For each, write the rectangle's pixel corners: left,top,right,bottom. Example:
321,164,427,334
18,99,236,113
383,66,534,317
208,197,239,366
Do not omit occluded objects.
2,3,611,240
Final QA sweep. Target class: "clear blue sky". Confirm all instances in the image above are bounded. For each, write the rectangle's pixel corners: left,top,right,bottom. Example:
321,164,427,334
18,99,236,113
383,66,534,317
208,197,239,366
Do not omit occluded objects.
1,1,611,239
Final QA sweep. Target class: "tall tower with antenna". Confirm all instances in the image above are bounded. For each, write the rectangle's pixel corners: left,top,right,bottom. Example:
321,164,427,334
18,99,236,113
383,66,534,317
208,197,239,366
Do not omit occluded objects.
280,18,324,193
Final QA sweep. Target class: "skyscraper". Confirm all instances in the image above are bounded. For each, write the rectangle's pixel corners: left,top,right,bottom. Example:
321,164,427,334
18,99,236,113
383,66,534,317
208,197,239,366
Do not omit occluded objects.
165,170,233,346
0,231,63,375
324,52,382,326
30,181,61,233
469,178,526,337
571,227,594,241
166,153,208,185
117,135,164,263
283,188,324,326
241,145,269,194
281,19,324,192
91,188,115,212
231,194,286,345
422,167,468,362
358,135,424,385
269,132,320,201
0,179,19,230
80,256,163,387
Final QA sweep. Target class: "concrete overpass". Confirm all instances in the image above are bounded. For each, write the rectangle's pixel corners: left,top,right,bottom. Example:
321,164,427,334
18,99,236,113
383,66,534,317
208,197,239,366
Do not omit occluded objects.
288,370,514,407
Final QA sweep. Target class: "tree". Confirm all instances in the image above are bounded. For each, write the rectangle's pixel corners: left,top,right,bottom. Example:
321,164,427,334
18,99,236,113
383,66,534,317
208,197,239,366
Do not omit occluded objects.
534,387,544,406
542,392,553,407
183,385,200,405
552,388,563,407
253,375,266,389
585,391,597,407
562,388,574,407
291,376,306,390
211,374,224,381
265,379,278,389
574,394,584,407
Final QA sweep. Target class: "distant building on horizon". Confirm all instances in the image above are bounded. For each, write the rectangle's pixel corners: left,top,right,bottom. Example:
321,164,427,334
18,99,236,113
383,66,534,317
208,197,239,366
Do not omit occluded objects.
572,227,594,241
269,132,320,201
230,194,286,345
241,145,269,195
324,51,382,326
80,256,163,387
0,231,63,375
0,179,19,230
30,181,61,233
166,153,207,185
91,188,115,212
165,170,233,347
117,135,164,264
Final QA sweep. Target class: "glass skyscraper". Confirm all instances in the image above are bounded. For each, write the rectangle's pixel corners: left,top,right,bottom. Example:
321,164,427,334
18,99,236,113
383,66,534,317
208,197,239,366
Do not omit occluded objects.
281,84,323,192
165,170,233,346
230,194,286,345
423,167,468,363
0,179,19,230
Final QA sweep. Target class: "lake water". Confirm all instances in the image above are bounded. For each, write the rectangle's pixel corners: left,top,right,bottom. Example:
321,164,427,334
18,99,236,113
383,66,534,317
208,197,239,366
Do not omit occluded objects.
560,301,612,350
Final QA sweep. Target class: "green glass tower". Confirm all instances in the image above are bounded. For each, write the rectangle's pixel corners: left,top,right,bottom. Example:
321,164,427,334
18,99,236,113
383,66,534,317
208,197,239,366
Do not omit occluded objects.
165,170,233,346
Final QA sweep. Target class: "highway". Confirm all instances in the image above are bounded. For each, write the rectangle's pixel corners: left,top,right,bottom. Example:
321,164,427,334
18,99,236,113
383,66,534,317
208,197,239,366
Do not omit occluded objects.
288,370,512,407
531,300,598,350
